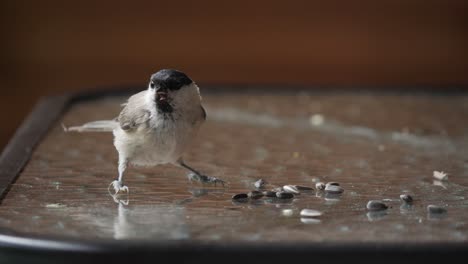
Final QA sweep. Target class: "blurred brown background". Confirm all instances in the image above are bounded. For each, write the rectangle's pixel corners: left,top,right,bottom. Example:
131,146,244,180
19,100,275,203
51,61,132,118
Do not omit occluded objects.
1,0,467,150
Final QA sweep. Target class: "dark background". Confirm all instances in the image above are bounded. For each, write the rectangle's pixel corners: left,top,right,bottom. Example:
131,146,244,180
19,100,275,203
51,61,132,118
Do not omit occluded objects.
1,0,467,150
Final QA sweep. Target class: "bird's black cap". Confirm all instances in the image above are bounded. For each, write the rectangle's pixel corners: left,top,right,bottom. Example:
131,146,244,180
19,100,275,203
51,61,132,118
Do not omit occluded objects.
150,69,193,90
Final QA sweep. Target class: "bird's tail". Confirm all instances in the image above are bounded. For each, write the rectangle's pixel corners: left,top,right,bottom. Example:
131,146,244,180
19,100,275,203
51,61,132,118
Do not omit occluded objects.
62,120,118,132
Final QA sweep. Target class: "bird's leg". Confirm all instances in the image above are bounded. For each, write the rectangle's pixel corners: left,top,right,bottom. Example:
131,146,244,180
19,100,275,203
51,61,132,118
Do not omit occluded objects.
108,156,129,195
177,159,225,187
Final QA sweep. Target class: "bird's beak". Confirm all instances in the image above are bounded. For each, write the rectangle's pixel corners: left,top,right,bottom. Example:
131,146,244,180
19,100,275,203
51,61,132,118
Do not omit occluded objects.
156,88,169,102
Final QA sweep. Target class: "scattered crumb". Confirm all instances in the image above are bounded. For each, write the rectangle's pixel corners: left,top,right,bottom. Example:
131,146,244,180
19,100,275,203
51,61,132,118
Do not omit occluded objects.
309,114,324,126
433,171,448,181
45,203,66,208
281,209,294,217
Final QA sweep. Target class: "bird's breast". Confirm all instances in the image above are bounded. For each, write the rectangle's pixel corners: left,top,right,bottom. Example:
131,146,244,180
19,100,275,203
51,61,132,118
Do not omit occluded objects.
115,118,197,166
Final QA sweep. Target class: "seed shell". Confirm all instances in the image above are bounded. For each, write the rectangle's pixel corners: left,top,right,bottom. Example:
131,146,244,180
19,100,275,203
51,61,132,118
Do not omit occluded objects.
366,200,388,211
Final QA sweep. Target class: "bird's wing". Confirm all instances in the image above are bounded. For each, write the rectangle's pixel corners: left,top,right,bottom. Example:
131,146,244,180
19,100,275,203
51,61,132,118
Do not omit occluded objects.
117,91,151,131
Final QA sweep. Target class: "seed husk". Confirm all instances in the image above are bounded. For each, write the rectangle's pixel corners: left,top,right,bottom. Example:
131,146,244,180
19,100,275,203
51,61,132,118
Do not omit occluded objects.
295,185,314,191
315,182,325,190
263,191,277,197
400,194,413,203
248,191,264,200
232,193,248,202
325,185,344,194
276,191,294,199
326,182,340,187
254,179,266,189
283,185,300,194
427,205,447,214
300,209,322,217
366,200,388,211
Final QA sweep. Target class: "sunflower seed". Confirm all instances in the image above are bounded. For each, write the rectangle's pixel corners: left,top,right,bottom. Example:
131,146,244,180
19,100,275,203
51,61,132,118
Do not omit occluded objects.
315,182,325,190
263,191,277,197
232,193,248,202
325,185,344,194
295,185,314,191
283,185,300,194
300,209,322,217
366,200,388,211
248,191,264,200
254,179,266,189
427,205,447,214
400,194,413,203
276,192,294,199
326,182,340,187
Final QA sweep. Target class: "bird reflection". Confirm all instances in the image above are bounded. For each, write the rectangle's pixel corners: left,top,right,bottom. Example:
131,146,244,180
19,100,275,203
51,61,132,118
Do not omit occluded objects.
114,201,129,240
107,185,227,239
366,211,388,221
176,187,226,205
109,192,191,240
111,194,129,205
188,187,225,197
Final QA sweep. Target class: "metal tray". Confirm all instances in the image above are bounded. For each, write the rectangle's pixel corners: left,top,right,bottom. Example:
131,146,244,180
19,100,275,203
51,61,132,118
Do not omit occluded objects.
0,86,467,263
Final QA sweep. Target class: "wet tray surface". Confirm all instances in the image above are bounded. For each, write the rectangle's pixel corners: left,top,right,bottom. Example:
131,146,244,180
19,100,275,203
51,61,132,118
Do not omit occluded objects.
0,87,467,261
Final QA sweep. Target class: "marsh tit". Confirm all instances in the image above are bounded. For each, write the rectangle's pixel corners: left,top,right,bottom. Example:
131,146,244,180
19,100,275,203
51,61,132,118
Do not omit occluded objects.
67,69,225,194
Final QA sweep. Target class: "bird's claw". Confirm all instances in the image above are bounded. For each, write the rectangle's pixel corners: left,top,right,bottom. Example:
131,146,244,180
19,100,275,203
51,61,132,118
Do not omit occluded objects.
188,173,226,187
112,195,129,205
108,180,129,195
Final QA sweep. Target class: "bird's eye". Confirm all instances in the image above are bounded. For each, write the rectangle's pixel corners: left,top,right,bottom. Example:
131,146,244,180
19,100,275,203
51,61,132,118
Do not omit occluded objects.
150,82,155,89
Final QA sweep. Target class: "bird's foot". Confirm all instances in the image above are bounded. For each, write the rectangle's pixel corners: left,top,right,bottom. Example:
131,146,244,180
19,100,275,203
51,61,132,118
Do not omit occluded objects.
108,180,129,195
187,173,226,187
112,195,129,205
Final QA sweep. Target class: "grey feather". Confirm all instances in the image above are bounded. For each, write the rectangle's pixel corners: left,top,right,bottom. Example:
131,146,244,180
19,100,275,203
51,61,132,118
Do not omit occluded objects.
64,120,118,132
117,91,151,131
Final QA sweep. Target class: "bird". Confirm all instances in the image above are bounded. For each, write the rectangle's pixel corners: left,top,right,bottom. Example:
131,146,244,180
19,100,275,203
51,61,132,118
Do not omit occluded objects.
66,69,225,195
